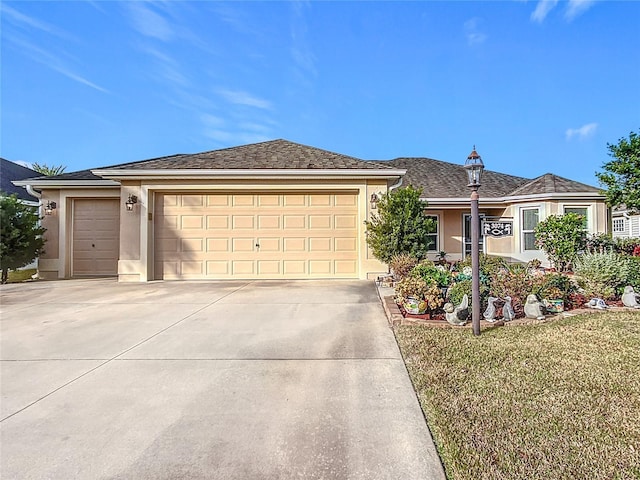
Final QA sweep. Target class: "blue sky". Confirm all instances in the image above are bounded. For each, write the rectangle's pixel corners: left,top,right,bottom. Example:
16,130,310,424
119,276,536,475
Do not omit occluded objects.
2,1,638,186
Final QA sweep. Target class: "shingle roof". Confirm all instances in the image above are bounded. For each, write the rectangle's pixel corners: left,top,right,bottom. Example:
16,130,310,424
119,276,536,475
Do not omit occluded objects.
508,173,600,196
104,139,396,171
379,157,530,198
0,158,42,201
30,169,105,182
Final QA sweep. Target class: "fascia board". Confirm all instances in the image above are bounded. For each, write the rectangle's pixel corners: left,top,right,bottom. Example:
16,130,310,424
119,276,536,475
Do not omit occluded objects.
424,191,605,205
91,168,406,180
12,180,120,188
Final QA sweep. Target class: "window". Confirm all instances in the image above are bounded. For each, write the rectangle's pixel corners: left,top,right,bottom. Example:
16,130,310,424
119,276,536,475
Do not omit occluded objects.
564,206,588,229
425,215,439,251
613,217,626,233
463,213,485,258
522,208,540,251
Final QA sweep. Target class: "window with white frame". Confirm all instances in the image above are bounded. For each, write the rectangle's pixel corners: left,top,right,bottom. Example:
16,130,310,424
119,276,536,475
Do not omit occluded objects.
522,208,540,251
425,215,439,251
613,217,626,233
564,206,588,230
463,213,485,258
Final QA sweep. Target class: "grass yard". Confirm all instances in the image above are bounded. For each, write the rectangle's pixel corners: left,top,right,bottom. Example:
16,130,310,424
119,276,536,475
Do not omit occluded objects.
6,268,37,283
395,311,640,480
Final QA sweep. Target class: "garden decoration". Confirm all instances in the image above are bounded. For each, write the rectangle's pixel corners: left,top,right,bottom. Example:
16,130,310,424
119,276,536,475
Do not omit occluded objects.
524,294,546,320
543,298,565,313
588,298,608,309
502,296,515,321
444,294,469,326
403,297,429,315
483,296,499,322
622,286,640,308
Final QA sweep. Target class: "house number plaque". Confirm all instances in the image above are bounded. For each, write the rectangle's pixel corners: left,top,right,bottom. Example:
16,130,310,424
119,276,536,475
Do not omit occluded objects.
482,221,513,237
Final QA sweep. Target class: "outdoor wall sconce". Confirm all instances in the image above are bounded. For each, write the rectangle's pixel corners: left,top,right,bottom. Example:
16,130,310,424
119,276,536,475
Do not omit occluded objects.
125,194,138,212
370,192,380,210
44,201,57,215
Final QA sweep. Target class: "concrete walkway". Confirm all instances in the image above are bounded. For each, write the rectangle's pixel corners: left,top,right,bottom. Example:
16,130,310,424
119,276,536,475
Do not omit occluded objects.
1,279,445,479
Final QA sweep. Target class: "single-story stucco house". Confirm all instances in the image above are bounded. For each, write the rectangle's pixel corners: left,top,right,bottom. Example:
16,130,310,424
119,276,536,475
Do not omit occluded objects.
1,158,40,206
13,139,608,282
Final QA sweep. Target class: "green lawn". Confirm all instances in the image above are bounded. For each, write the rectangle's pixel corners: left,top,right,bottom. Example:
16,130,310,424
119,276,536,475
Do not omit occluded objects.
395,311,640,480
6,268,37,283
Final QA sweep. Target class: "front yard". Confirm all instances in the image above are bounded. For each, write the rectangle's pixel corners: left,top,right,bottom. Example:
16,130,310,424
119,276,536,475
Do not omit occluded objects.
395,311,640,480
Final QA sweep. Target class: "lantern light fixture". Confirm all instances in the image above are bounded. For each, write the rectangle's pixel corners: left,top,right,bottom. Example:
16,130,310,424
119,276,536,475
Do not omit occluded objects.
464,146,484,189
370,192,381,210
44,201,57,215
125,194,138,212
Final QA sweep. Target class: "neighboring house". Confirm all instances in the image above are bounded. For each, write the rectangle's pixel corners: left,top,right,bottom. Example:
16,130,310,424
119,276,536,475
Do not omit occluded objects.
1,158,40,206
611,205,640,239
1,158,43,271
13,139,609,282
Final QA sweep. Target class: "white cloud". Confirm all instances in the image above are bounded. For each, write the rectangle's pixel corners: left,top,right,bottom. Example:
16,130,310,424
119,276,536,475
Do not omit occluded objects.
6,35,109,93
203,129,271,146
217,89,272,110
464,18,487,46
566,122,598,140
531,0,559,22
126,3,173,41
1,4,75,40
565,0,597,21
289,1,317,87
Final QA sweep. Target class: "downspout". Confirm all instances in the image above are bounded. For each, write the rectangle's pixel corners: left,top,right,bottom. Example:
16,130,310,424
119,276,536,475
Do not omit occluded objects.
388,176,403,191
25,185,43,275
25,185,42,214
25,184,42,200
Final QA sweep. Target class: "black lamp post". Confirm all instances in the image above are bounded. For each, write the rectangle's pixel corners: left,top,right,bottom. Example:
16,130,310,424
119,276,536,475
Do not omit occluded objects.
464,146,484,336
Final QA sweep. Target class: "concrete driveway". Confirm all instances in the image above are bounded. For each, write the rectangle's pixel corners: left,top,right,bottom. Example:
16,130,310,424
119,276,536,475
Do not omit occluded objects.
1,279,444,479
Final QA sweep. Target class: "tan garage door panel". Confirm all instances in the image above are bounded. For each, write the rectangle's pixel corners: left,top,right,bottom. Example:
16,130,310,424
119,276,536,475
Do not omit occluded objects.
72,199,120,276
155,192,359,279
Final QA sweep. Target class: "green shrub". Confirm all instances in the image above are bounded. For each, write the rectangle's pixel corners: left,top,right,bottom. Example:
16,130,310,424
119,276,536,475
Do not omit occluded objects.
447,279,471,306
586,233,616,253
365,186,436,262
615,237,640,256
623,256,640,290
411,261,453,287
395,275,443,311
489,263,534,305
536,272,577,302
534,213,587,272
574,251,630,299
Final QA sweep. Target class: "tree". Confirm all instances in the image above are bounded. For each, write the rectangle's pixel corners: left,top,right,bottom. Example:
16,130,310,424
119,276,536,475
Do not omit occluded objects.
31,162,66,176
596,130,640,212
534,213,586,272
0,195,46,283
365,186,436,263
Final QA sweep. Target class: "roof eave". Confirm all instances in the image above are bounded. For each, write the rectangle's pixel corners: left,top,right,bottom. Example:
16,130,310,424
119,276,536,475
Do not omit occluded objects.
13,179,120,188
424,191,605,206
91,168,406,180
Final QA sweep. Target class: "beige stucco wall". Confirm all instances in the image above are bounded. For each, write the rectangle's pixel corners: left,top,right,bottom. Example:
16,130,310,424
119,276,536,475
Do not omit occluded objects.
38,190,60,280
117,182,143,281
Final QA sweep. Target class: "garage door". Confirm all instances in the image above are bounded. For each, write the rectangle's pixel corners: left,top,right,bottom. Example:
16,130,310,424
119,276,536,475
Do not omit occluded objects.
154,192,359,279
72,199,120,276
